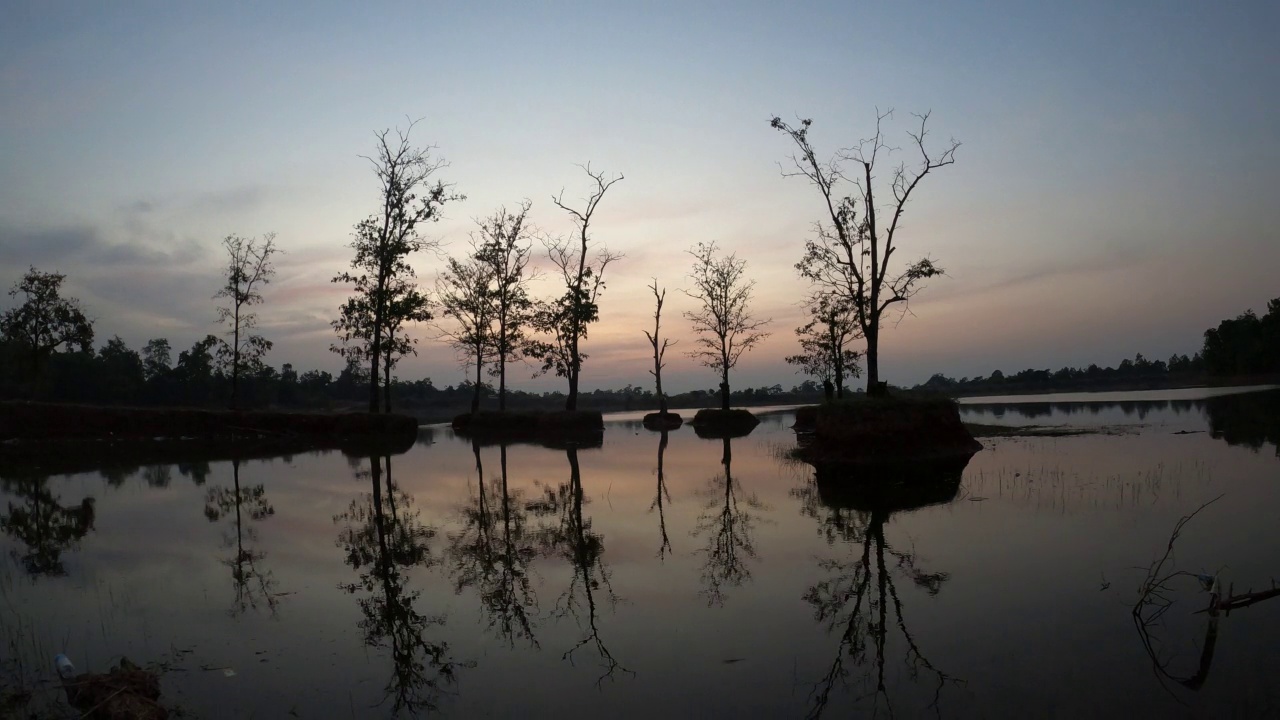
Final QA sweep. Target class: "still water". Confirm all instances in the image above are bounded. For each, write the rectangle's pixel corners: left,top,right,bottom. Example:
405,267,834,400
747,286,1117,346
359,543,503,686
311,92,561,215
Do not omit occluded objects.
3,389,1279,718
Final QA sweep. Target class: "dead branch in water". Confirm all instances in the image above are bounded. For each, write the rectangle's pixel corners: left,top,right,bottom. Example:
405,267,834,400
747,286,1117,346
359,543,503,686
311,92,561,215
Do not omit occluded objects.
1130,494,1280,695
1132,494,1223,626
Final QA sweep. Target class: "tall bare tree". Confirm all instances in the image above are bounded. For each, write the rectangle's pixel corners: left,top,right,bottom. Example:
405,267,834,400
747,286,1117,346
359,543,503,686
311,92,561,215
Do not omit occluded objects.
475,202,536,410
786,293,862,399
333,121,460,413
683,242,770,411
772,111,958,392
214,232,279,410
526,165,623,411
643,279,675,416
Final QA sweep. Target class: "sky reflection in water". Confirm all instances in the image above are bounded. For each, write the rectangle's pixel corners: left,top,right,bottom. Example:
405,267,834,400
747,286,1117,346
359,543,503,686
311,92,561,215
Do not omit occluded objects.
3,389,1279,718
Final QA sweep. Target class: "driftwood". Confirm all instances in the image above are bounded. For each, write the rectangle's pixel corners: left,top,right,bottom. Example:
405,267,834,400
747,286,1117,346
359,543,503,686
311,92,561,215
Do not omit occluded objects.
1131,495,1279,694
1198,581,1280,615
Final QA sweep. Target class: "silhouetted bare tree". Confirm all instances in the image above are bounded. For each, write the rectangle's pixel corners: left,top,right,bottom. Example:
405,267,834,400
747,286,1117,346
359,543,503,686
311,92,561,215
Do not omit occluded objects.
526,166,623,411
333,121,460,412
437,251,496,414
683,242,770,410
214,233,279,409
643,279,676,416
772,111,958,391
786,293,861,399
475,202,536,410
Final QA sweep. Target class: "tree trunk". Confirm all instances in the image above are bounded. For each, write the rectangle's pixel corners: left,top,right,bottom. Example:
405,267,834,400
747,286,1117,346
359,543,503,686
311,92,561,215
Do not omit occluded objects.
720,367,730,411
383,351,392,413
566,371,578,411
472,350,483,414
368,329,382,414
231,305,241,411
833,349,844,400
498,339,507,412
865,325,879,391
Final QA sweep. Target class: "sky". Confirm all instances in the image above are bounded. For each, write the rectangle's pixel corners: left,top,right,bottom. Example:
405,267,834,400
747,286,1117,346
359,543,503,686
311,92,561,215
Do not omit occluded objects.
2,0,1277,393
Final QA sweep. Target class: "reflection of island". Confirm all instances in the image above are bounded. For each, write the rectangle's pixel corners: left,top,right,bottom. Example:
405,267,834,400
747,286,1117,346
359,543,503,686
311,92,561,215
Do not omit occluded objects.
204,458,278,615
528,448,631,684
447,441,539,647
336,454,466,714
694,437,765,606
651,430,673,560
0,473,95,576
792,458,967,719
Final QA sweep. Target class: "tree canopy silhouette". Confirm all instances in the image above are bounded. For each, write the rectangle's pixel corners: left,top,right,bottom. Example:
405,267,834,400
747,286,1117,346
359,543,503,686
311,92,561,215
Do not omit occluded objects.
333,121,459,413
683,242,770,410
773,111,958,391
526,165,623,411
0,267,94,393
214,233,279,410
786,293,861,399
475,202,537,411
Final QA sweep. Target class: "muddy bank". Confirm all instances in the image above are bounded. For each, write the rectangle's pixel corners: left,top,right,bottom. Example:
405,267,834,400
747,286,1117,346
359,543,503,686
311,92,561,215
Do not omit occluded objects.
0,402,420,474
451,410,604,448
689,408,759,438
793,396,981,465
642,412,683,431
1,401,418,441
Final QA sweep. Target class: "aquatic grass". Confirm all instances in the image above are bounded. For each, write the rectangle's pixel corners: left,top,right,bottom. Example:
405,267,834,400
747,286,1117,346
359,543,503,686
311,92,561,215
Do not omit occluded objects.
0,566,74,719
959,459,1212,515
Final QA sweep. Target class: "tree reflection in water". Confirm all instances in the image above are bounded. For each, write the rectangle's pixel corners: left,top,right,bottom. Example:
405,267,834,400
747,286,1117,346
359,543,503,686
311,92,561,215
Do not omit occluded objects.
650,430,673,560
204,458,278,616
335,454,467,714
694,437,766,606
1,472,95,577
447,441,539,647
527,447,631,684
793,461,966,719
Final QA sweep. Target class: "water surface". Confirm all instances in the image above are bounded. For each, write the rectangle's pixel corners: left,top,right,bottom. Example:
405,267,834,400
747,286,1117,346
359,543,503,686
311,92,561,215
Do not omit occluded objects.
4,389,1279,718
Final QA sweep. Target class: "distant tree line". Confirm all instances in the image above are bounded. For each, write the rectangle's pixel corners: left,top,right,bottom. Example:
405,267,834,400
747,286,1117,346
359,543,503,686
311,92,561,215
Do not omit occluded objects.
0,266,823,417
0,318,826,419
913,298,1280,396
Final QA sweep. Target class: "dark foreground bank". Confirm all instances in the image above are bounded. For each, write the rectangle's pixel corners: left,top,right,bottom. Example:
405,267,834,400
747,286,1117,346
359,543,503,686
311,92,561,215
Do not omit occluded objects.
0,402,421,472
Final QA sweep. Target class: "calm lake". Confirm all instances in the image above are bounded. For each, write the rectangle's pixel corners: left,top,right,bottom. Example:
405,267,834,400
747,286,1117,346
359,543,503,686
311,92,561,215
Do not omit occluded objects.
4,387,1279,718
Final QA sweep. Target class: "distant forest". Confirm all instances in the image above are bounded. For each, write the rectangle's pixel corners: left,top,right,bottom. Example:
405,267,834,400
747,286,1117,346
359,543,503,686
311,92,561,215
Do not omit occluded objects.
912,298,1280,396
0,329,822,421
1,290,1275,420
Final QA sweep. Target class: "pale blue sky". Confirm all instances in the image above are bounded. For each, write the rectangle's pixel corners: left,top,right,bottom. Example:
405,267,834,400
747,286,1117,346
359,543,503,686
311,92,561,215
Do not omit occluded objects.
2,1,1277,391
